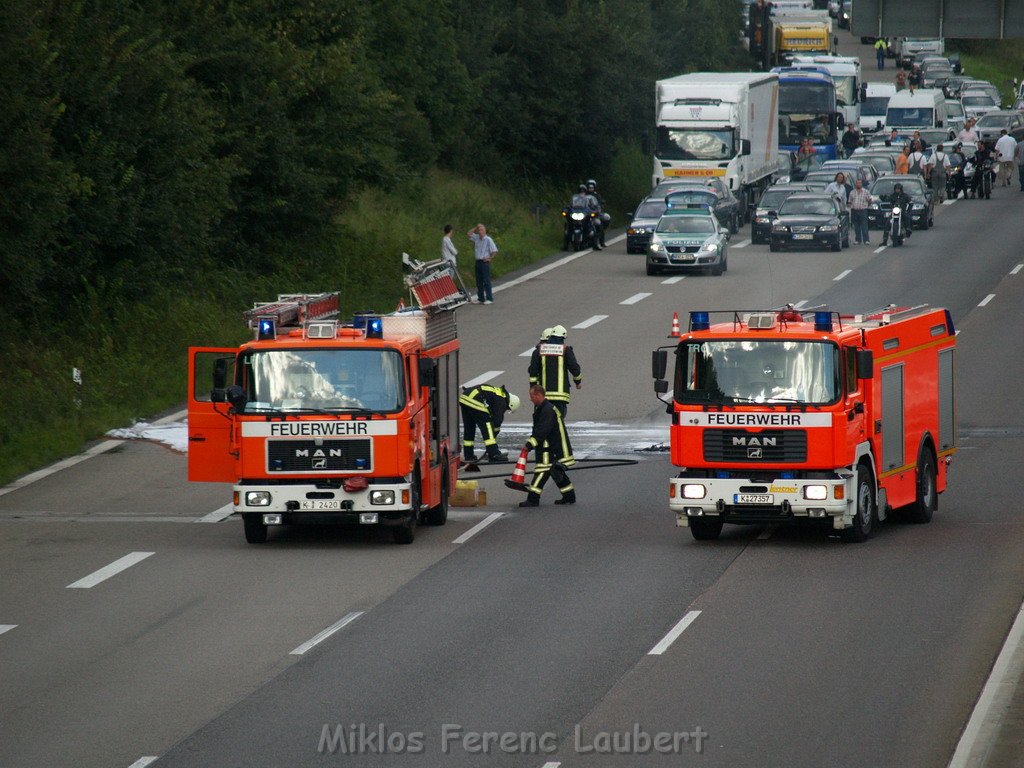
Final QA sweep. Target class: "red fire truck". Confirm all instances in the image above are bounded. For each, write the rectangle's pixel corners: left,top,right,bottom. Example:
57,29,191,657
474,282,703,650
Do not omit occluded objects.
652,305,957,542
187,260,467,544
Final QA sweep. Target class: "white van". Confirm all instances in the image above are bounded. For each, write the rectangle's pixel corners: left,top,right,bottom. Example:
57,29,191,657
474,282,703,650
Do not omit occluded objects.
884,88,948,133
860,82,896,133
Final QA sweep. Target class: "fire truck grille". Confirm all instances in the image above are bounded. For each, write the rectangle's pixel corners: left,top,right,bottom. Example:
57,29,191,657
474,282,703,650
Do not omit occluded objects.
703,429,807,462
267,439,372,472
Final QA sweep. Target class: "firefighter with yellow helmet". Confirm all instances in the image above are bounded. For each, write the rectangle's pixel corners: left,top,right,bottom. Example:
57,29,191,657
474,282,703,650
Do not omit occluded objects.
527,324,582,419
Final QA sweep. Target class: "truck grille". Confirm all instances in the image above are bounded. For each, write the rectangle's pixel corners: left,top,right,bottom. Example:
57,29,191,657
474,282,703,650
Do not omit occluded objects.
703,429,807,462
267,439,372,472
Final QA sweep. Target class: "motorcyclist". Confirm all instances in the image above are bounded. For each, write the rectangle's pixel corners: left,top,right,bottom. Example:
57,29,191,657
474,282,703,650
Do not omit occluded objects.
947,142,967,199
586,179,610,248
567,184,601,250
969,140,995,199
881,182,913,245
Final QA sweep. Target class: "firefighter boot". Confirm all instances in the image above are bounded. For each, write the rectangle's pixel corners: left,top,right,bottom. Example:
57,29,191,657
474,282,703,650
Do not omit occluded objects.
463,445,477,462
486,445,508,462
519,493,540,508
554,490,576,505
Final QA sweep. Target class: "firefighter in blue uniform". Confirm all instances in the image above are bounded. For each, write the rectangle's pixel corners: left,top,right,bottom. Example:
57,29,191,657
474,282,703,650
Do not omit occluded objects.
459,384,520,462
520,385,576,507
527,324,582,419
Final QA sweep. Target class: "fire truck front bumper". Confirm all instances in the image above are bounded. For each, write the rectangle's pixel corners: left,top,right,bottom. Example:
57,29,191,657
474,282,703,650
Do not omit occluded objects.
234,481,414,527
669,474,855,529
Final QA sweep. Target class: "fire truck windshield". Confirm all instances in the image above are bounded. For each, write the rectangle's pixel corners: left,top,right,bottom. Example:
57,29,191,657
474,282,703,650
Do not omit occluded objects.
241,348,405,413
675,339,840,405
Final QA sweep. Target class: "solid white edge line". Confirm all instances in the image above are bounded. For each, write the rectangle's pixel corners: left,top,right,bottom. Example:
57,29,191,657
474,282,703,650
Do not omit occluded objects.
978,294,995,307
461,371,503,388
195,503,235,523
732,239,751,248
573,315,608,329
0,440,124,498
661,276,686,284
452,512,504,544
290,611,364,655
66,552,155,589
649,610,702,655
620,292,652,306
834,269,852,281
947,602,1024,768
1011,264,1023,275
127,758,159,768
0,625,16,636
153,409,187,425
873,245,887,254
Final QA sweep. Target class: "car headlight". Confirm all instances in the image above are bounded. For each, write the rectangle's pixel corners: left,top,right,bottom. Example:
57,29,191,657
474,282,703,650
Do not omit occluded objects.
369,490,395,505
700,242,719,253
772,224,789,232
818,224,838,232
650,241,665,252
628,227,648,235
913,203,925,209
245,491,272,507
754,216,772,223
682,484,706,499
870,203,879,209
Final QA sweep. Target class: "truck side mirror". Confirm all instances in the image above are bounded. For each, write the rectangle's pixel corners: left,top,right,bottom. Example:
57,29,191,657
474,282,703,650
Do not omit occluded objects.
652,349,668,380
741,139,752,156
654,379,670,394
418,357,436,388
856,349,874,379
226,384,247,412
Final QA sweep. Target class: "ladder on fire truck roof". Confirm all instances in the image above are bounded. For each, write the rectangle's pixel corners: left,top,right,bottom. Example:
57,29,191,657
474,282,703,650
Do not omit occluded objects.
243,292,340,330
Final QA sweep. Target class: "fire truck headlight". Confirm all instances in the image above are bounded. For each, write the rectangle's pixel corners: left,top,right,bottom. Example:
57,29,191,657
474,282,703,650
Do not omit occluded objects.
682,484,707,499
803,485,828,500
246,491,272,507
369,490,395,505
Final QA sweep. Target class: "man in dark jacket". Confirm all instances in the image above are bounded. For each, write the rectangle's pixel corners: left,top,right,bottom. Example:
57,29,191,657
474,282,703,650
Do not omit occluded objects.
459,384,520,462
527,324,582,419
519,386,576,507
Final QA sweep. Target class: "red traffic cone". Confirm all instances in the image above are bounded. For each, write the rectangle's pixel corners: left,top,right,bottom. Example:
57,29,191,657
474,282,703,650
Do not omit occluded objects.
668,311,681,338
504,447,530,492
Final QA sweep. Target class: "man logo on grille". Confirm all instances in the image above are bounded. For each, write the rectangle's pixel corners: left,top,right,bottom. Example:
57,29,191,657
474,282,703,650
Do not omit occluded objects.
748,447,763,459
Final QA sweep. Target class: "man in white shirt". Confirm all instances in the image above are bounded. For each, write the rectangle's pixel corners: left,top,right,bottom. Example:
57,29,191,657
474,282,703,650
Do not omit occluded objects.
994,129,1018,186
957,118,979,143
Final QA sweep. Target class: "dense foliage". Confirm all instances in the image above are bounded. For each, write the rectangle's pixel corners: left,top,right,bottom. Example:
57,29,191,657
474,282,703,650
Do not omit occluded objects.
0,0,744,481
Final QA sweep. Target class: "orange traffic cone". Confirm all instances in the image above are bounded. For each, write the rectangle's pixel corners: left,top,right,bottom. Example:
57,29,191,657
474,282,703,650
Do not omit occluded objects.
396,297,406,311
504,447,530,492
668,311,681,338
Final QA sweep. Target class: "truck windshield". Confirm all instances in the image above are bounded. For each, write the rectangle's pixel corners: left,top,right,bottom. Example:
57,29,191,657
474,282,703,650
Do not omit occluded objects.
241,348,405,413
656,128,735,161
862,96,889,116
778,115,837,146
885,107,934,127
779,82,835,114
675,339,840,405
833,76,856,107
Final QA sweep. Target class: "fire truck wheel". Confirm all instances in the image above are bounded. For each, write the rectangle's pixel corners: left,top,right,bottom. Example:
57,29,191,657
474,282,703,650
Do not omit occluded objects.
689,518,724,541
841,465,875,543
422,467,449,526
903,452,937,524
242,514,268,544
393,469,421,544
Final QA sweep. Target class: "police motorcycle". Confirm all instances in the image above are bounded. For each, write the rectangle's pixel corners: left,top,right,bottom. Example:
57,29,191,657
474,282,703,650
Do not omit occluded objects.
975,157,995,199
879,199,906,247
562,185,601,251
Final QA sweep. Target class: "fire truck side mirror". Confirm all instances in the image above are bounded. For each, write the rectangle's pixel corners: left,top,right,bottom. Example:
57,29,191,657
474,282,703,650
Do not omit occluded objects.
654,379,670,395
855,349,874,380
418,357,436,388
652,350,668,380
226,385,247,412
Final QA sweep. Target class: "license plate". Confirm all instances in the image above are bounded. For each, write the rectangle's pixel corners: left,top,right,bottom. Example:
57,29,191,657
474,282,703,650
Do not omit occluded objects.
792,234,814,240
734,494,774,505
300,500,342,510
675,255,695,262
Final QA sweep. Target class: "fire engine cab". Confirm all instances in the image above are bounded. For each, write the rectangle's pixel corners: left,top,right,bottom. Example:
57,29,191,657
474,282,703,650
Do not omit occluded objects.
187,259,468,544
652,305,957,542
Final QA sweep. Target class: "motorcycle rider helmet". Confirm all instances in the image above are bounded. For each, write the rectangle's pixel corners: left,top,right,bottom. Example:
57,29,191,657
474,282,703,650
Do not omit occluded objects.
586,179,597,191
578,184,587,193
893,183,903,192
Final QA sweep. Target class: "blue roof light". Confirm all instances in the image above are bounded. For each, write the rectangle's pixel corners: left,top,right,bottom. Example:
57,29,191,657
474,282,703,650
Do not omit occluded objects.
690,311,710,331
814,311,833,332
366,317,384,339
257,318,276,340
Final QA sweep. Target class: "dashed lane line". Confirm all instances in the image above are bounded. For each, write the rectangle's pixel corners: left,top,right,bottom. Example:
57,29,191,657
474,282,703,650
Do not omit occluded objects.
452,512,504,545
978,294,995,307
461,371,503,388
661,276,686,284
620,292,652,306
290,612,364,656
573,315,608,329
67,552,155,589
834,269,852,281
649,610,702,655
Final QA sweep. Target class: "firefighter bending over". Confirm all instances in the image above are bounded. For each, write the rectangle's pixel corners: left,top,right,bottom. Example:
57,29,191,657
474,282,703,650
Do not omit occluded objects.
520,385,576,508
459,384,520,462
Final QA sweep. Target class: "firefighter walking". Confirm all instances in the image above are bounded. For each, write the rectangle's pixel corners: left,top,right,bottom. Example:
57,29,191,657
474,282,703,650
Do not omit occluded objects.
520,385,576,507
527,324,582,419
459,384,520,462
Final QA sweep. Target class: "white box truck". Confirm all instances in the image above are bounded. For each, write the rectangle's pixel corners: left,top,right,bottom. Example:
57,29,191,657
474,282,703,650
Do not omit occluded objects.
653,72,780,222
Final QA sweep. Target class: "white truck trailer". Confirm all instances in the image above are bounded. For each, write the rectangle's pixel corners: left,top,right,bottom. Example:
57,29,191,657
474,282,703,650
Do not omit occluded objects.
653,72,780,222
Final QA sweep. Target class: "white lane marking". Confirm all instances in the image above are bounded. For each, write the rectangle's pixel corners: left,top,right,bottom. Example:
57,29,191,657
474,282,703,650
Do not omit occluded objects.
732,239,751,248
0,625,16,636
661,275,686,284
0,440,123,499
978,294,995,307
153,409,187,425
794,300,808,309
540,763,561,768
947,602,1024,768
649,610,702,655
873,245,887,254
573,315,608,329
519,347,536,358
452,512,504,544
461,371,503,388
1011,264,1023,275
491,234,625,295
942,199,958,206
127,758,158,768
195,503,234,523
620,292,652,306
66,552,155,589
290,611,364,655
834,269,852,281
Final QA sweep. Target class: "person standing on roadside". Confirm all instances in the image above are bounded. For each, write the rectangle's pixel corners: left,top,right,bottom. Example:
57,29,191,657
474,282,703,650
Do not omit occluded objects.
875,37,887,70
441,224,458,266
995,129,1017,187
1015,134,1024,191
896,145,911,174
931,144,948,202
468,224,497,304
848,178,873,245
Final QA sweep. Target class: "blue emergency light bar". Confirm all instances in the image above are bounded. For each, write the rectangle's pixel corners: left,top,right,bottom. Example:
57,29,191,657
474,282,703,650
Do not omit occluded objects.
690,311,710,331
814,311,833,332
366,317,384,339
257,318,276,340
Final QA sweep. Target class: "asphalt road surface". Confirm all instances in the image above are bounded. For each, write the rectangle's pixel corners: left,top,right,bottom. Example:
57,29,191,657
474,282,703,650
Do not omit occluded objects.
1,29,1023,768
